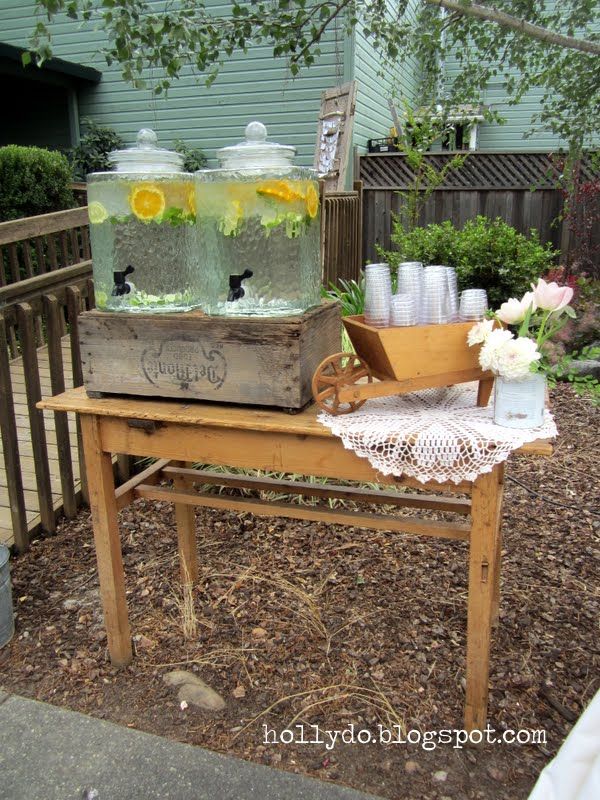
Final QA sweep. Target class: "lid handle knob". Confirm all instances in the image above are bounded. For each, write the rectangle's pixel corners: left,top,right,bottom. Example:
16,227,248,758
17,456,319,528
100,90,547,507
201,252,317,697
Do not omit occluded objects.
244,121,267,143
136,128,158,149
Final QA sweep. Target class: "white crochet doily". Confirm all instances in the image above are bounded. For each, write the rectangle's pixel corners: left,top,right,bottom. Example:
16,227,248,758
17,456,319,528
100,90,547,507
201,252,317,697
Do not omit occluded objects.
318,382,557,484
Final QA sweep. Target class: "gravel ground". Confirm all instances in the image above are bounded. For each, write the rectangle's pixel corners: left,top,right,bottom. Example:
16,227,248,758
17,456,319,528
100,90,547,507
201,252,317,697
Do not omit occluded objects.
0,383,598,800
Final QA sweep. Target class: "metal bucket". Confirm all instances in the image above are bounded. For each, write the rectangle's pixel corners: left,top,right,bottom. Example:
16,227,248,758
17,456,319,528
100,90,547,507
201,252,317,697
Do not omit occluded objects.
0,544,15,648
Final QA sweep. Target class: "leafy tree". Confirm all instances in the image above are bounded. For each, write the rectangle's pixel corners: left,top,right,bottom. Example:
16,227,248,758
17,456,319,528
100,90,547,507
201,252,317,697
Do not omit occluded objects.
27,1,599,148
395,103,467,231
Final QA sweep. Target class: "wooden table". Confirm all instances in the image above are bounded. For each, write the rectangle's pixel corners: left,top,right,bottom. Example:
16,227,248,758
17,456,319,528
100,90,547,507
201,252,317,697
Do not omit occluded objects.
39,387,552,732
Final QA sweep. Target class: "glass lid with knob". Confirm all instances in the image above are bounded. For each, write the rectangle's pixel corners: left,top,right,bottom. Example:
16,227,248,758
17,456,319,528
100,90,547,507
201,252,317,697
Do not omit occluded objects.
215,121,297,172
107,128,185,174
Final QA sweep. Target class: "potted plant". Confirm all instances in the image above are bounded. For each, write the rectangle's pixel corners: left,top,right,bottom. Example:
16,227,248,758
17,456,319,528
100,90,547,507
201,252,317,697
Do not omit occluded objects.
467,278,575,428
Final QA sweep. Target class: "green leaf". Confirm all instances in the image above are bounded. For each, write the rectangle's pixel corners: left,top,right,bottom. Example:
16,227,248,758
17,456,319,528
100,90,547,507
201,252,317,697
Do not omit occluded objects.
21,51,32,67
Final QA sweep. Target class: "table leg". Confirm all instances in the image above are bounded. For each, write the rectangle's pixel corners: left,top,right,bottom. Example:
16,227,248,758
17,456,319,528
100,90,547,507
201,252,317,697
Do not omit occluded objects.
465,465,504,731
491,465,505,627
173,462,199,585
80,414,132,666
477,377,495,407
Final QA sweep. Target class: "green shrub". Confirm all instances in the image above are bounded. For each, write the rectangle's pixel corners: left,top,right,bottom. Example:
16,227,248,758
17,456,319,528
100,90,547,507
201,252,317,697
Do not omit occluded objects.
70,118,125,179
379,215,558,307
0,145,75,221
322,278,365,316
173,139,208,172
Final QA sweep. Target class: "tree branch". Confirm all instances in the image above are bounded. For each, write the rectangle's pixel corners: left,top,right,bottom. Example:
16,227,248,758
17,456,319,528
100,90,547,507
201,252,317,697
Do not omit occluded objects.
291,0,354,64
426,0,600,56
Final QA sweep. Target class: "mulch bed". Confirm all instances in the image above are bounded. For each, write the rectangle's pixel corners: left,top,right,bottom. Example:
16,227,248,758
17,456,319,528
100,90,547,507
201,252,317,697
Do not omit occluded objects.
1,383,598,800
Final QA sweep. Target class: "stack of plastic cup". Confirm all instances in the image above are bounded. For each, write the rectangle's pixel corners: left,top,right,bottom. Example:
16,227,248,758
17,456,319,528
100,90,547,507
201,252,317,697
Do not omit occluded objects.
444,266,459,321
459,289,488,321
364,263,392,327
390,293,417,326
422,265,452,324
396,261,424,320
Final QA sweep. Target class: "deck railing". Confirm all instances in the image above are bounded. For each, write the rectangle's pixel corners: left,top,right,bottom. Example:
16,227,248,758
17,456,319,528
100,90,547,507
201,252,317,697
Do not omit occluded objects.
0,260,95,552
0,207,92,357
322,182,363,287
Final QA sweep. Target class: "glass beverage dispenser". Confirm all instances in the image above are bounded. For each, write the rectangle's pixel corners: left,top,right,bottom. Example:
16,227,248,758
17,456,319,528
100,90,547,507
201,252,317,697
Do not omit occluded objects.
87,129,199,313
195,121,322,316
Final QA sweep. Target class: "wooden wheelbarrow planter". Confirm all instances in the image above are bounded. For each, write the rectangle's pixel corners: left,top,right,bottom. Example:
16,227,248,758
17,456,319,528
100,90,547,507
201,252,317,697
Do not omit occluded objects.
313,315,494,414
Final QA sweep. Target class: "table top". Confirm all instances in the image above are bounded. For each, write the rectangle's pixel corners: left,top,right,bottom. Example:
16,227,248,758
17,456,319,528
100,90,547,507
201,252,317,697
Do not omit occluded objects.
38,387,553,456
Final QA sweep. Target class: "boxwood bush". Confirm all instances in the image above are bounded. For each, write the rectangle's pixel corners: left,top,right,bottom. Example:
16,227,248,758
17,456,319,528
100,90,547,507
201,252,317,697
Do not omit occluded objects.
379,215,558,307
0,145,75,221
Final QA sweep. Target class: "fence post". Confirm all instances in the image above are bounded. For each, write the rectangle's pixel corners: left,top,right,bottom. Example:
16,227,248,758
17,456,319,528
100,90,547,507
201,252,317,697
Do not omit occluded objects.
0,314,28,552
66,285,88,504
43,293,77,518
354,180,364,273
16,302,55,534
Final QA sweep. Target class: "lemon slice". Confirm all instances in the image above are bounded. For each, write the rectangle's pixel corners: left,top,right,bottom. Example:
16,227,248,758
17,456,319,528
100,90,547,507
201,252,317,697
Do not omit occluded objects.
88,201,109,224
129,184,166,220
305,183,319,218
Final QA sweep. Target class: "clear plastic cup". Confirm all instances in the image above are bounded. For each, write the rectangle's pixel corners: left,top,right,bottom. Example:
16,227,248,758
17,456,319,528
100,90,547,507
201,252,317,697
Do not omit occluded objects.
364,263,392,327
390,294,417,326
459,289,488,320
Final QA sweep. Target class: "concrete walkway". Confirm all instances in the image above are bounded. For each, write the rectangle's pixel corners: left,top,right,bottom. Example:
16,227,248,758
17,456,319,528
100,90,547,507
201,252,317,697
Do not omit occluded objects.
0,690,381,800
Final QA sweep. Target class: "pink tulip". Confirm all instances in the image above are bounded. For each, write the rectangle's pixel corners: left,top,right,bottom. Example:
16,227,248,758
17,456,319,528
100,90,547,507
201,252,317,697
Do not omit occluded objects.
531,278,574,312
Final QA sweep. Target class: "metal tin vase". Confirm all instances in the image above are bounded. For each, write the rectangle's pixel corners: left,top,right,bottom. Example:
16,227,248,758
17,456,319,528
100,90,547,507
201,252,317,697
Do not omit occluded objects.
493,373,546,428
0,544,14,648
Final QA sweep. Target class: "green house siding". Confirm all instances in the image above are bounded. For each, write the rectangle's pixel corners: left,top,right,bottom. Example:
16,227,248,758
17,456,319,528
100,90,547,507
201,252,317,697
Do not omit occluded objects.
352,1,421,153
442,0,600,151
443,58,574,151
0,1,346,165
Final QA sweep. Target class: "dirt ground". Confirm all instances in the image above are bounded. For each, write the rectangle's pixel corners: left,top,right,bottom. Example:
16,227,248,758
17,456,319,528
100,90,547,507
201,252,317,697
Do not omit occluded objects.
1,383,598,800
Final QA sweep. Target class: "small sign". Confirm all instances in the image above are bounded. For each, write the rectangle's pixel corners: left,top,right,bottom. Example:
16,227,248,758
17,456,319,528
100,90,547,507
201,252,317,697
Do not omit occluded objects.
141,339,227,392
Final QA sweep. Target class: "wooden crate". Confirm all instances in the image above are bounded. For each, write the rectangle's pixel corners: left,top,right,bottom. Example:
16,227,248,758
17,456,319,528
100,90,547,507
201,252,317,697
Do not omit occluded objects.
79,302,341,409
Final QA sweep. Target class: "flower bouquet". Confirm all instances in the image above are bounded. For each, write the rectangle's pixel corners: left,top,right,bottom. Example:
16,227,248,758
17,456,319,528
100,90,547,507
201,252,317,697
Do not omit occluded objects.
467,278,575,427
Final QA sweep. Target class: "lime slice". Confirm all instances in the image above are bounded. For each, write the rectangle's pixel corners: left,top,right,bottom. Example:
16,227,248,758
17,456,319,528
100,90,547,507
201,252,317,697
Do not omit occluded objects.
88,201,109,224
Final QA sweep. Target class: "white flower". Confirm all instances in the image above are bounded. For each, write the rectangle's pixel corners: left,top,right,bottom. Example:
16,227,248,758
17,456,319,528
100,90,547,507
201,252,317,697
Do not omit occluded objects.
478,328,513,373
467,318,495,346
496,292,537,325
494,337,541,380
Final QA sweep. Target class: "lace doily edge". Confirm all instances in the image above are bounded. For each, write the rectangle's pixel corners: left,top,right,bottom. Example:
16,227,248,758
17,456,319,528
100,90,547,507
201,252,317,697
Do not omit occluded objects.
318,414,558,486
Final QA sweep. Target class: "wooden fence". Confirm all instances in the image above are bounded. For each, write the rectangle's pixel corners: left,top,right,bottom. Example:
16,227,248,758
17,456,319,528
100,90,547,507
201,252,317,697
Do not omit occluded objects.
322,182,363,286
359,151,599,270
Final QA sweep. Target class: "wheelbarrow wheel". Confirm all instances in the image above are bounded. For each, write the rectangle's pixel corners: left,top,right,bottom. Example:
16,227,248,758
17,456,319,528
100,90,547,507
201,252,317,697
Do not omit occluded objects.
312,352,373,415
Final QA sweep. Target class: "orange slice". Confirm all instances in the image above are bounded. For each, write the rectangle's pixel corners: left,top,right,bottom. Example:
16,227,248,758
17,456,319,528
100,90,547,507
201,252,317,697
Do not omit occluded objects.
130,184,166,220
305,183,319,218
256,180,305,203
